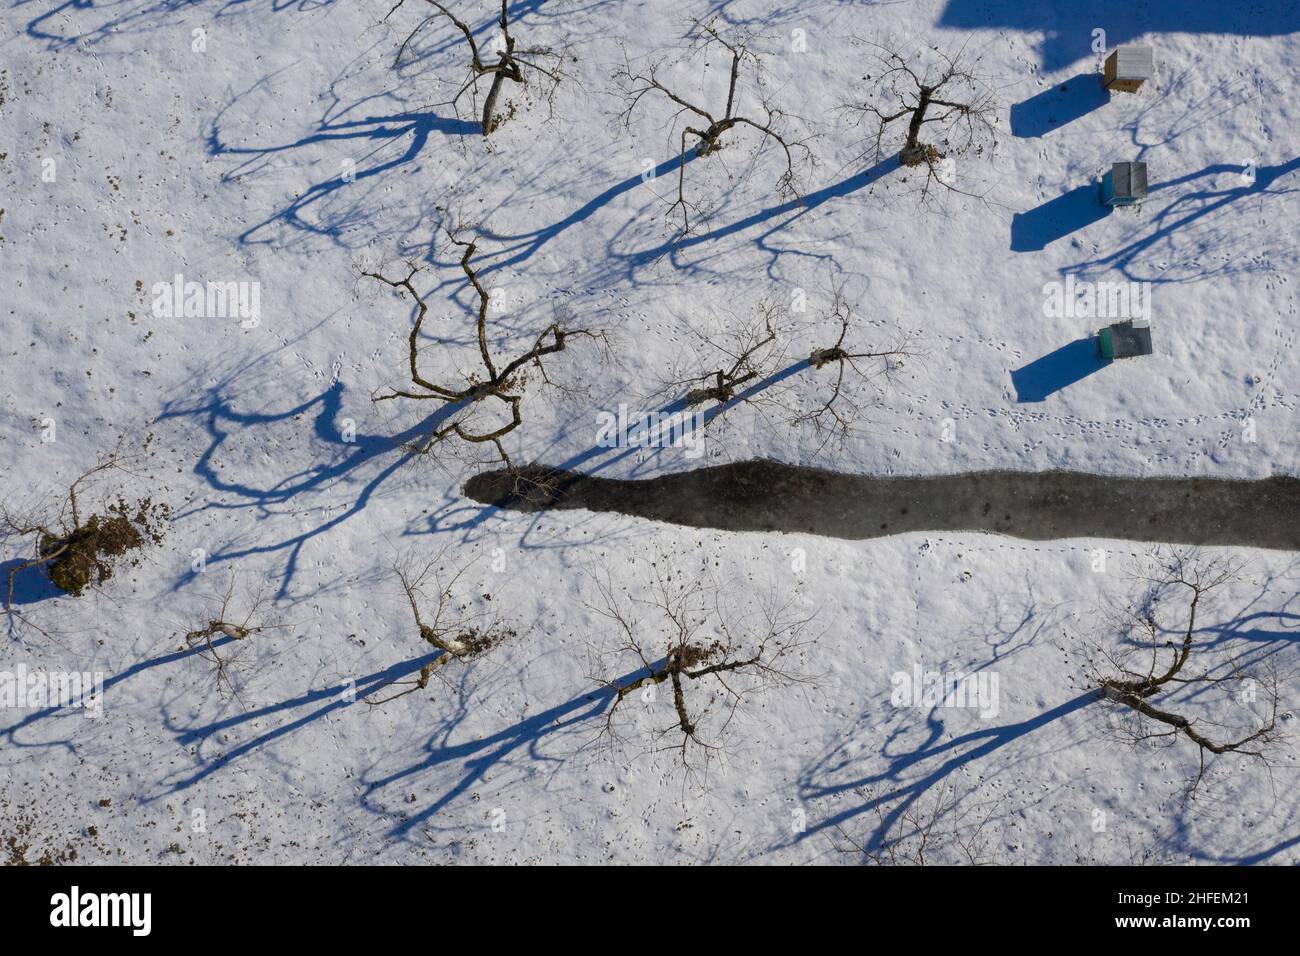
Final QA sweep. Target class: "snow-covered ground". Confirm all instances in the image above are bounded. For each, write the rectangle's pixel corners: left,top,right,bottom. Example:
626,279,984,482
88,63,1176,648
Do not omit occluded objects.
1,0,1297,864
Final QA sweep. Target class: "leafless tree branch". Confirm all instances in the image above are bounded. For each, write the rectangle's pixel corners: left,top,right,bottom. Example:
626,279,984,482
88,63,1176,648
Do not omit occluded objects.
585,559,818,786
1080,550,1285,798
364,553,516,706
366,230,606,481
843,39,999,203
613,17,812,233
386,0,571,135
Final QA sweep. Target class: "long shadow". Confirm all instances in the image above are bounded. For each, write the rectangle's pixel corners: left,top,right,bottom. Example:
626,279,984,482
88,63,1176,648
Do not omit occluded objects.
159,378,463,596
611,157,900,278
1010,337,1110,402
795,692,1097,850
411,357,814,541
472,153,899,288
1010,75,1109,138
206,83,476,248
472,151,703,278
359,665,647,838
1206,611,1300,645
383,0,555,62
20,0,340,50
0,558,63,606
1205,832,1300,866
0,635,236,750
240,110,476,246
1066,157,1300,283
938,0,1300,71
152,650,442,796
162,651,647,827
1011,181,1110,252
553,357,813,478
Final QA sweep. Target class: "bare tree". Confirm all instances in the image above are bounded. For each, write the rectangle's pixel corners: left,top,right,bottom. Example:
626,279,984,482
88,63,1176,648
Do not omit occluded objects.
846,40,998,200
364,554,515,706
586,560,817,783
634,300,794,461
796,284,920,455
366,231,605,475
614,18,811,233
682,311,779,407
833,785,1003,865
183,574,276,701
386,0,570,136
1,440,165,636
650,299,789,410
1078,550,1284,797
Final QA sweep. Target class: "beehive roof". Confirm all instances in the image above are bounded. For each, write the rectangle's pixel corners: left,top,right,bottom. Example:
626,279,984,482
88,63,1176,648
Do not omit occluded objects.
1105,321,1153,358
1112,162,1148,198
1113,46,1154,78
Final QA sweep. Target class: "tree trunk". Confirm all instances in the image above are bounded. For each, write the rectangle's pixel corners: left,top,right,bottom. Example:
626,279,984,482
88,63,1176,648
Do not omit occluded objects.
900,88,932,166
482,69,508,135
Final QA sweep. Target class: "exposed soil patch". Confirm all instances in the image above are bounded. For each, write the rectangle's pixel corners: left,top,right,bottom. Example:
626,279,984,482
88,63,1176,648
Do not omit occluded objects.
39,498,169,596
464,461,1300,551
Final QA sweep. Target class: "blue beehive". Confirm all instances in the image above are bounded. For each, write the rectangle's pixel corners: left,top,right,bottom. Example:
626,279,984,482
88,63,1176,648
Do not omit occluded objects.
1102,162,1148,207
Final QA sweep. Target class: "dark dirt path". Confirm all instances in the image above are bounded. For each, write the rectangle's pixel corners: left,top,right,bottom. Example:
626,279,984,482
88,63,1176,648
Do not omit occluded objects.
464,461,1300,551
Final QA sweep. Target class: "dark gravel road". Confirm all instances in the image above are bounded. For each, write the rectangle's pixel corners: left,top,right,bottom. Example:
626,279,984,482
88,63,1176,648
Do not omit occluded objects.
464,461,1300,551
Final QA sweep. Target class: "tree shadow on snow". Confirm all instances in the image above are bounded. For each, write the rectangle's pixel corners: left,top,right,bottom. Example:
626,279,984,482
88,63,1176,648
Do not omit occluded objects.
784,597,1096,858
1064,158,1300,284
0,558,63,607
0,635,237,754
356,664,649,840
407,357,815,543
466,151,704,280
938,0,1300,71
604,156,901,286
158,369,464,598
150,649,444,796
208,73,478,251
18,0,339,51
793,691,1097,857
